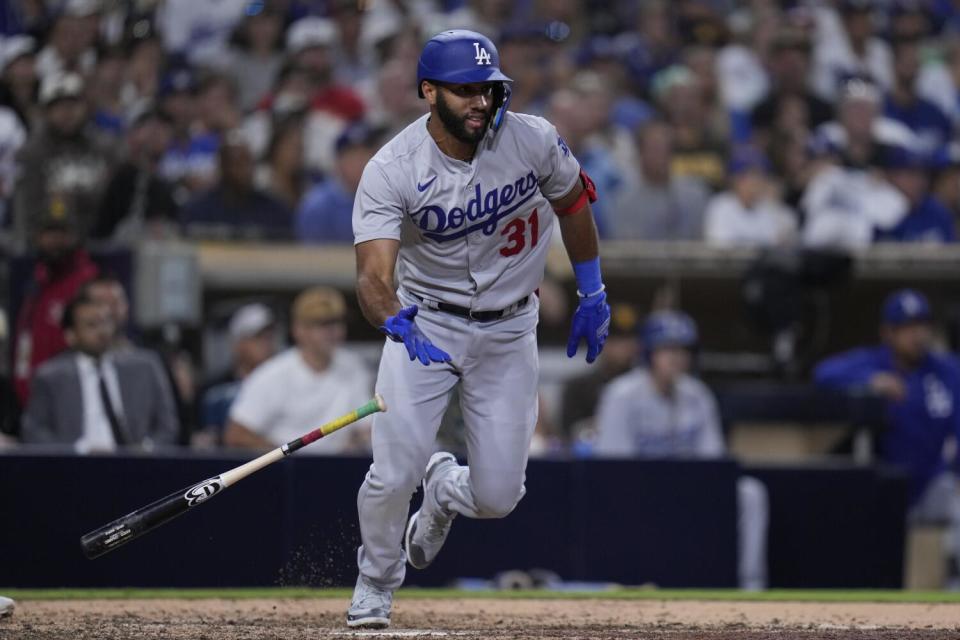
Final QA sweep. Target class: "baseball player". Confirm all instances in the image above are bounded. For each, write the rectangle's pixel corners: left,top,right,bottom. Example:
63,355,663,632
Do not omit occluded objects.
347,30,610,628
594,311,769,590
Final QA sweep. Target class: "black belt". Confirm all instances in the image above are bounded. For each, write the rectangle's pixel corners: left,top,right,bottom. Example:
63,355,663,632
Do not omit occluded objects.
411,293,529,322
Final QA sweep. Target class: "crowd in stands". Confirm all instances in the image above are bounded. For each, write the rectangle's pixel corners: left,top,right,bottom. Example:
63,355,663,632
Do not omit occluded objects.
1,0,960,250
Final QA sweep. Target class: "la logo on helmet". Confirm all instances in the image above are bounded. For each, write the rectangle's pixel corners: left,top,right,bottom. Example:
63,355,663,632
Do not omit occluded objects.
474,42,491,65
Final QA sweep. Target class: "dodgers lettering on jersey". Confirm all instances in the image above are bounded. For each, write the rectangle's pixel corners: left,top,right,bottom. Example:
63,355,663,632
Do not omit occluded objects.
353,112,581,311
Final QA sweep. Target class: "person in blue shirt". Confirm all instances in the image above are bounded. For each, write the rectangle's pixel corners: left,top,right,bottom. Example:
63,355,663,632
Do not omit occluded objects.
876,146,956,243
814,289,960,584
296,122,383,244
884,36,952,157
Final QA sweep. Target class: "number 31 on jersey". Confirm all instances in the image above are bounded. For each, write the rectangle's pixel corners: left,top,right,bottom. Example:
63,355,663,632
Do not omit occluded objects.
500,209,539,257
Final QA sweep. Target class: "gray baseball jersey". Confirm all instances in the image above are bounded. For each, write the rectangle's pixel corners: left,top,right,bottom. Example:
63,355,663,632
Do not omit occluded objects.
594,369,725,458
353,112,581,311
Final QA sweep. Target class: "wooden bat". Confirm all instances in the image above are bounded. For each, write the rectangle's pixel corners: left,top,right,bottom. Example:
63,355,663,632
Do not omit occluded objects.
80,395,386,559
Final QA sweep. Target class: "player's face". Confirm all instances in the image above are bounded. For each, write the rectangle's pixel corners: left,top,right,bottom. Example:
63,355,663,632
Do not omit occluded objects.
650,346,691,386
884,322,932,366
434,82,495,144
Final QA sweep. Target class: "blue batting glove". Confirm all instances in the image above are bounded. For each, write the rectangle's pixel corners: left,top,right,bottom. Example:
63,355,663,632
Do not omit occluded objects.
381,305,451,366
566,290,610,364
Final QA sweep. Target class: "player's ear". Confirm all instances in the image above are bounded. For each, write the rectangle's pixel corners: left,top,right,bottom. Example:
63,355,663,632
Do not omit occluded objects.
422,81,437,106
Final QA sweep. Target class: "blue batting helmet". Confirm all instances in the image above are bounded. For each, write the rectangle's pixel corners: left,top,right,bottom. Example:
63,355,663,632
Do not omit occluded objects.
417,30,513,98
641,311,698,357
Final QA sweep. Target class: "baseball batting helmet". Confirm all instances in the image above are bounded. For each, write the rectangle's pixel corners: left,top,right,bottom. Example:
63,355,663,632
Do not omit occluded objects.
641,310,698,358
417,30,513,133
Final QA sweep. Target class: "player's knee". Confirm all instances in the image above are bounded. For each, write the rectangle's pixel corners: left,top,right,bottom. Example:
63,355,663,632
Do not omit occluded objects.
364,463,421,498
473,479,525,519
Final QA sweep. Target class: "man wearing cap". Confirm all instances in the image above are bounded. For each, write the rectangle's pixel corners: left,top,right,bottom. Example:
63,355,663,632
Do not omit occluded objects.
224,286,373,453
594,310,769,591
12,196,98,407
296,122,383,244
703,147,797,248
13,71,114,247
876,146,955,243
198,303,278,442
815,289,960,584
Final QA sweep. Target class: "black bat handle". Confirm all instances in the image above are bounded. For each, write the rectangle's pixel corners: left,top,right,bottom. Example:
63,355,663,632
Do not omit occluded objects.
80,476,224,559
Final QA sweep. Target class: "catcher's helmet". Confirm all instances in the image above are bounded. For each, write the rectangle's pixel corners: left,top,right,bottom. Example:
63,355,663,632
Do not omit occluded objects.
641,310,698,357
417,30,513,133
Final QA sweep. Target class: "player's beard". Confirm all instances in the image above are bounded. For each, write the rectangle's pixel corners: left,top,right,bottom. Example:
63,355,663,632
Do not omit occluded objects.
436,89,491,145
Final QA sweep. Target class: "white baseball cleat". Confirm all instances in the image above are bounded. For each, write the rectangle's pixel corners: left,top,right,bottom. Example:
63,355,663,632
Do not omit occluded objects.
405,451,458,570
0,596,14,618
346,575,392,629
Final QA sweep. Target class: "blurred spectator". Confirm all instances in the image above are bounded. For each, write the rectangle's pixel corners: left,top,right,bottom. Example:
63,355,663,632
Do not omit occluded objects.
812,79,916,168
12,198,98,406
0,35,38,131
703,147,797,248
560,302,640,447
884,36,952,157
257,113,309,210
365,58,426,137
198,302,278,441
594,310,769,591
79,272,196,444
918,38,960,128
282,16,365,174
652,64,727,190
814,289,960,584
329,0,376,85
35,0,100,81
750,27,832,150
180,131,293,241
297,121,380,243
498,27,551,116
811,0,893,101
224,286,373,453
716,6,777,132
87,47,127,140
618,0,680,89
441,0,517,37
875,146,955,243
609,119,710,240
226,1,285,111
13,71,114,248
157,0,248,65
195,73,243,138
93,107,179,243
121,19,163,118
157,68,219,200
21,292,179,452
802,81,913,250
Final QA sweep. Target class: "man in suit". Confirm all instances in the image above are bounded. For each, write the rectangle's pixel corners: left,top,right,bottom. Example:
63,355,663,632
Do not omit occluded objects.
21,293,179,452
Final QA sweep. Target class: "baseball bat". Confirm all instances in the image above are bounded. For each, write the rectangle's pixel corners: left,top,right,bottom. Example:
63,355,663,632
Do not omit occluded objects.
80,394,386,559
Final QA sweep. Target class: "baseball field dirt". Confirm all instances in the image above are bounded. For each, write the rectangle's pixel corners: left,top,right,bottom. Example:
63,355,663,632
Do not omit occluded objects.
2,595,960,639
